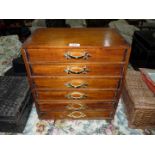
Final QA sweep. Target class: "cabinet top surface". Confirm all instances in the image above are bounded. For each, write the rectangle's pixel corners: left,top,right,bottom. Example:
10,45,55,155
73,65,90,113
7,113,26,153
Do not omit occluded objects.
23,28,129,48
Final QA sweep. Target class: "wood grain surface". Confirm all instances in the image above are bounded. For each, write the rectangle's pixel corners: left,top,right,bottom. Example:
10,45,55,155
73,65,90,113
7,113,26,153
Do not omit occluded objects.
21,28,130,120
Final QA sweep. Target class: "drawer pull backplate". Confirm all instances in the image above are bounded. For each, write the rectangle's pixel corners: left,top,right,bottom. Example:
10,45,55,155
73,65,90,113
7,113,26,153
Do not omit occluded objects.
64,51,90,60
66,103,86,110
65,91,87,100
64,66,89,74
67,111,86,118
65,80,88,88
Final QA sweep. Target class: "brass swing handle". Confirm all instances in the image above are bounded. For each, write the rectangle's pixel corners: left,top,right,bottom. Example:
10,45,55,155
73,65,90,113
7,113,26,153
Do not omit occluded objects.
66,103,86,110
67,111,86,119
64,51,90,60
65,92,87,100
65,81,88,88
64,66,89,74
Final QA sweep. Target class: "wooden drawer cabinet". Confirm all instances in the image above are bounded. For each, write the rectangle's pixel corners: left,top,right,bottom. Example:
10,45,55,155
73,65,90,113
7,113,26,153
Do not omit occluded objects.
21,28,130,120
30,63,123,76
32,77,120,89
39,110,113,120
26,48,125,63
35,90,117,101
38,101,114,111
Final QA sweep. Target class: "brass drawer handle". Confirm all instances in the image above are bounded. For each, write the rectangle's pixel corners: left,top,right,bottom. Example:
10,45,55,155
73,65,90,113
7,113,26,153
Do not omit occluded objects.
65,81,88,88
66,103,86,110
67,111,86,119
64,66,89,74
65,91,87,100
64,51,90,60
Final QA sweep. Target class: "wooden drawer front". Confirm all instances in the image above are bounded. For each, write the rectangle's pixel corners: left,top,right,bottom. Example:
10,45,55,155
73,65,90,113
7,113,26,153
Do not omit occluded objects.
35,90,116,101
39,110,113,120
26,48,125,63
30,63,122,76
33,77,120,89
38,101,114,111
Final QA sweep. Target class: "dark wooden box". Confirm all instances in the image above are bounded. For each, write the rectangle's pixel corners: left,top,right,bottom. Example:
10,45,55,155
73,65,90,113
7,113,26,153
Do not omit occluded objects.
130,31,155,69
0,76,33,133
122,70,155,129
5,56,26,76
12,56,26,74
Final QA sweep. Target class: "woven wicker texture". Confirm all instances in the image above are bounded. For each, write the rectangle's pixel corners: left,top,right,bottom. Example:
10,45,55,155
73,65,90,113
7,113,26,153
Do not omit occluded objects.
122,70,155,129
0,76,29,120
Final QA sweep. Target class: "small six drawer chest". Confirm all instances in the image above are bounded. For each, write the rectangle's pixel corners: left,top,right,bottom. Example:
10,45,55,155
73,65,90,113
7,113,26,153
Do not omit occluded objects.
21,28,130,120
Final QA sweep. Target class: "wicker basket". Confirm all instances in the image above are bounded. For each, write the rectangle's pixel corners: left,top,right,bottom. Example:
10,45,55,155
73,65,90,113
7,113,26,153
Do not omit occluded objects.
122,70,155,129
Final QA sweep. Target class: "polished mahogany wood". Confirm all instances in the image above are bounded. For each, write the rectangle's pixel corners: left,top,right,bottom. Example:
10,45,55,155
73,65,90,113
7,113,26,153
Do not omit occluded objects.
23,28,128,48
32,77,120,89
38,100,114,112
26,48,125,63
30,63,123,76
35,89,117,101
39,110,113,120
21,28,130,120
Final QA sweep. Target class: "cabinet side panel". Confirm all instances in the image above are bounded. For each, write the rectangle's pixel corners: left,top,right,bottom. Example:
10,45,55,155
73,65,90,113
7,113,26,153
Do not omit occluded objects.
21,48,40,115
